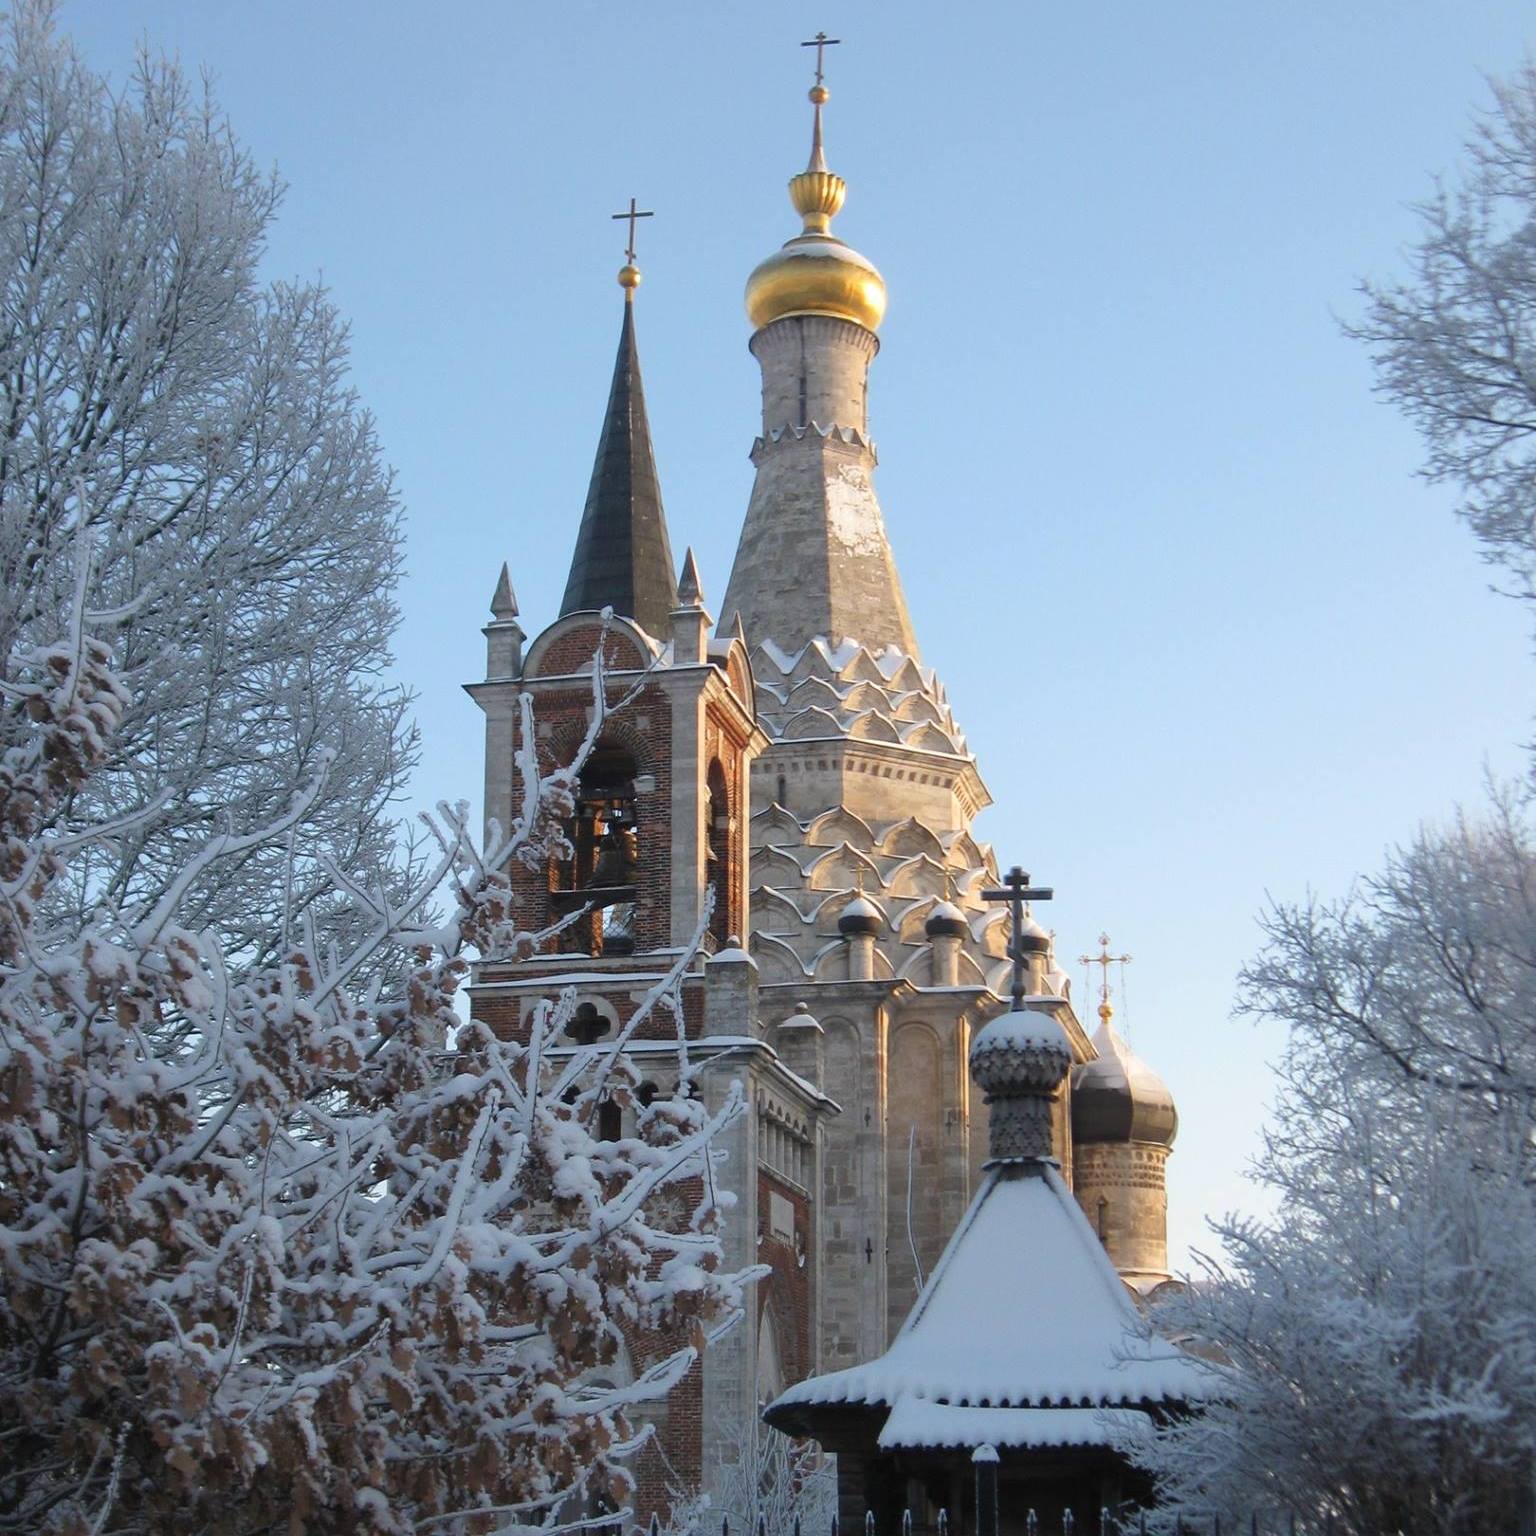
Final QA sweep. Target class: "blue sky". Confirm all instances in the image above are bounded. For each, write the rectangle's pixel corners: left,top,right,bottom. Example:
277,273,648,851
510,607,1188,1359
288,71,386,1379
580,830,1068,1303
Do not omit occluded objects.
61,0,1536,1264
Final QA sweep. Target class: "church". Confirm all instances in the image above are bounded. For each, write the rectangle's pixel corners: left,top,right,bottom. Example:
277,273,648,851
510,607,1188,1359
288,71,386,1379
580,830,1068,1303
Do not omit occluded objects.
465,45,1187,1527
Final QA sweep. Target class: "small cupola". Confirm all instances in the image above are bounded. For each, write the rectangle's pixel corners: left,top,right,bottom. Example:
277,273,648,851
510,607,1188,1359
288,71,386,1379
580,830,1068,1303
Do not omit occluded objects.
969,1006,1072,1165
925,898,968,940
1016,909,1051,955
838,892,883,937
1072,1004,1178,1149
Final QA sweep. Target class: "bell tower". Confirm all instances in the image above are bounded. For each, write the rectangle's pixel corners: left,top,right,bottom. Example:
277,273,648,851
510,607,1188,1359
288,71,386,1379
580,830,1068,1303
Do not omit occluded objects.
466,245,765,1000
464,235,837,1520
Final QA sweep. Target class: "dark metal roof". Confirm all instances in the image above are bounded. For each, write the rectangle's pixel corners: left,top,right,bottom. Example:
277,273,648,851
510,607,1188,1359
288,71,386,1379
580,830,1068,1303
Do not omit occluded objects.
559,299,677,637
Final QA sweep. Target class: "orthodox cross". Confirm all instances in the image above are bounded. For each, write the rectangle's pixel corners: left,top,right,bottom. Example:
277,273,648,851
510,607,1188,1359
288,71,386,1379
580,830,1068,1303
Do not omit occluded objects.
611,197,653,264
981,865,1054,1012
800,30,841,86
1080,932,1132,1017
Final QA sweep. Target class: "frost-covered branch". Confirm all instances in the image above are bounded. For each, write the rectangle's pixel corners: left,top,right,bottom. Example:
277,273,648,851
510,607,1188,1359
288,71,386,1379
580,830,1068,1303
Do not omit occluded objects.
0,597,751,1536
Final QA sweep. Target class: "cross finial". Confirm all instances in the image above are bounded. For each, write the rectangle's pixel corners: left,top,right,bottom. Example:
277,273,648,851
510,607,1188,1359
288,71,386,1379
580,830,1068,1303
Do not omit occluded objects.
1079,932,1132,1027
980,865,1054,1012
800,30,840,87
611,197,654,266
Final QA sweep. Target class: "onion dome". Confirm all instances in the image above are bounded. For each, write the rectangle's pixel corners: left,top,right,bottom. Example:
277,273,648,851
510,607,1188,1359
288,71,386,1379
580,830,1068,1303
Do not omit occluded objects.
1016,910,1051,955
969,1007,1073,1164
925,899,969,940
1072,1003,1178,1148
838,893,884,937
745,82,887,334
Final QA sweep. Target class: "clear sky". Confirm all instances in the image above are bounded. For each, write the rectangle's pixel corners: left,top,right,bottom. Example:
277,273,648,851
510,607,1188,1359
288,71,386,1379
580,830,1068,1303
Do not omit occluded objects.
60,0,1536,1267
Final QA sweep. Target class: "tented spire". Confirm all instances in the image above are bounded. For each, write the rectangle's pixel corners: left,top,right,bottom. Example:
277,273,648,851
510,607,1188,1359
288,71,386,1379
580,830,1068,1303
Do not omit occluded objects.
490,562,518,620
560,289,677,638
677,546,705,609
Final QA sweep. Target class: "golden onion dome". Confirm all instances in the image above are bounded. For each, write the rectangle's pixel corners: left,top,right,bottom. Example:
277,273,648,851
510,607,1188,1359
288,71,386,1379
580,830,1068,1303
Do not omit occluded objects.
745,82,887,334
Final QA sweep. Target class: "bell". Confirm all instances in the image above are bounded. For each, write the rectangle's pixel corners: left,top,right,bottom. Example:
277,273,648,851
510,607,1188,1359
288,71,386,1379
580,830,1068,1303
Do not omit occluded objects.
589,825,638,888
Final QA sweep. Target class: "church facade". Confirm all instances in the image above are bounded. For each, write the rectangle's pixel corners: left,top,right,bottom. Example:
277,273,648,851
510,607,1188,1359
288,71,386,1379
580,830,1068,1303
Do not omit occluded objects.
466,62,1182,1521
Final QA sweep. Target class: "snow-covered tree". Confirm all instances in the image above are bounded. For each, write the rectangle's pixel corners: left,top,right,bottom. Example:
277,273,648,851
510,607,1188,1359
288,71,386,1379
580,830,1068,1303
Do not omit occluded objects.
660,1414,835,1536
1350,62,1536,631
1123,804,1536,1534
0,0,415,961
0,576,752,1535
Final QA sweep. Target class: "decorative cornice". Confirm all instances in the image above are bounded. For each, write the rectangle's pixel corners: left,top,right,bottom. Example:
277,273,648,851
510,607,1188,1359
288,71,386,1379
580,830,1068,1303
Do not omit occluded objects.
749,420,878,466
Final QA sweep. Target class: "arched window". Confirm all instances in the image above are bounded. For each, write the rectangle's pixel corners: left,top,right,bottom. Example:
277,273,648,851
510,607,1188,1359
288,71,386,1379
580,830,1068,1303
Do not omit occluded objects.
555,741,640,955
597,1096,622,1142
756,1304,786,1409
706,759,732,949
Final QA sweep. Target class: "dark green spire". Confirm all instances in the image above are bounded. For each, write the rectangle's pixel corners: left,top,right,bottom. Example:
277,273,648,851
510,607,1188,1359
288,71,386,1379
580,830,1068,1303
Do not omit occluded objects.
560,297,677,637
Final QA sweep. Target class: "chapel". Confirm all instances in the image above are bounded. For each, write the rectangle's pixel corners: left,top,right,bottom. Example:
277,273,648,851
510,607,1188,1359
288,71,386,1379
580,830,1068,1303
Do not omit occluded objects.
465,46,1189,1526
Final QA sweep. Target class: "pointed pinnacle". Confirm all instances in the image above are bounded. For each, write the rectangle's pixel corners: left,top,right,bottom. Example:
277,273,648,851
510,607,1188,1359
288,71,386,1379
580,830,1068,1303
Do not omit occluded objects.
677,547,705,609
729,610,746,644
490,562,519,620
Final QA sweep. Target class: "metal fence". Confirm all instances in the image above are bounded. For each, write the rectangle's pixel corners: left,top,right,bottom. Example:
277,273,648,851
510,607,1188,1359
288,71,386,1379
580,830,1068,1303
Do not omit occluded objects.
671,1498,1536,1536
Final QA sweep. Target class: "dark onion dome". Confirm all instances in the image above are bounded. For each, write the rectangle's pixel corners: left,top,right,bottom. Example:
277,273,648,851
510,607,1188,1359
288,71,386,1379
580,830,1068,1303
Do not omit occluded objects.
925,899,969,940
1016,910,1051,954
838,893,884,937
1071,1007,1178,1148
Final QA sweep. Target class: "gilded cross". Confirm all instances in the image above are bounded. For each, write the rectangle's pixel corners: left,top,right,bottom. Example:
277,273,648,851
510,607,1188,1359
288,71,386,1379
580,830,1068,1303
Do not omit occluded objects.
1080,932,1132,1015
800,31,841,86
611,197,653,264
981,866,1054,1013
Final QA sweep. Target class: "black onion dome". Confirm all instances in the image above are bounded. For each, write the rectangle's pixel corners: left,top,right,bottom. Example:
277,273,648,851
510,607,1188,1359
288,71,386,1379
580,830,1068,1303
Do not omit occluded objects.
1071,1015,1178,1148
925,899,969,940
1016,912,1051,954
838,894,884,937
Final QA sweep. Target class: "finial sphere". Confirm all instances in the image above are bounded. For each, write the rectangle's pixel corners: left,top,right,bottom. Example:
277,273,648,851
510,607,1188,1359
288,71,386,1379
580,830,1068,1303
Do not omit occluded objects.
809,83,830,105
617,263,641,290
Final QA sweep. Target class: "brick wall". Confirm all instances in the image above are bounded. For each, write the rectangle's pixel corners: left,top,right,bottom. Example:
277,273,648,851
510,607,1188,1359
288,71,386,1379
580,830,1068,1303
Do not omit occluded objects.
469,969,707,1045
756,1169,813,1388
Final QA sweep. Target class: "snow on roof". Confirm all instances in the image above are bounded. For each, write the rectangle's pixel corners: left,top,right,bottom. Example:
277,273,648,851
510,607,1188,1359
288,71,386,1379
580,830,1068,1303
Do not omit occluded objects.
970,1007,1071,1059
877,1401,1151,1452
708,944,756,966
770,1165,1206,1417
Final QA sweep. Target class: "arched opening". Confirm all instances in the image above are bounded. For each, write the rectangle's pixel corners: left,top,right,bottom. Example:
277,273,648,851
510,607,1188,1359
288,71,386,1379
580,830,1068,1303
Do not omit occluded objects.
756,1302,786,1409
597,1096,622,1142
554,740,640,955
706,758,733,949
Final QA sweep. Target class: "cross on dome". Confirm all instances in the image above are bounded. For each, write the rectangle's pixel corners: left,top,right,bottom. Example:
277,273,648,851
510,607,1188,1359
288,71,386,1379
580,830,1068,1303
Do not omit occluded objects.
980,866,1054,1012
1079,932,1132,1030
800,30,840,88
611,197,654,293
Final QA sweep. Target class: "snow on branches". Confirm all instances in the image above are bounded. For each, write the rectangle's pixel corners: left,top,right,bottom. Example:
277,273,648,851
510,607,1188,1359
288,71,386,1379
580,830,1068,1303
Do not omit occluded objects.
0,0,417,965
1123,804,1536,1534
0,601,752,1535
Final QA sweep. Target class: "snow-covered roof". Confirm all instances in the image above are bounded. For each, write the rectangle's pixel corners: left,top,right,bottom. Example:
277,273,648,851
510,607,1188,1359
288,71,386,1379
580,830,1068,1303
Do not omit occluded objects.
877,1402,1151,1451
769,1164,1206,1428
